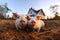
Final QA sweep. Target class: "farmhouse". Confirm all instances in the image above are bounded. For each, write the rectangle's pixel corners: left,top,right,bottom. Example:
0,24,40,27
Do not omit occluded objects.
28,8,45,19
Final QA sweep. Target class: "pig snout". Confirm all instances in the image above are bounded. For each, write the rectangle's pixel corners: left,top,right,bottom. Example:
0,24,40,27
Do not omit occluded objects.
20,20,25,25
30,20,36,26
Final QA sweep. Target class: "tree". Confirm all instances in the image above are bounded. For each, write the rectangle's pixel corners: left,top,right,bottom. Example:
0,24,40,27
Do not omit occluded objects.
0,13,5,19
50,5,59,15
53,12,60,20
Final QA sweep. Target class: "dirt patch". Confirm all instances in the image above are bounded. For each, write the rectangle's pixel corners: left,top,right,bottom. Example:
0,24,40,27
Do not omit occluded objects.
0,19,60,40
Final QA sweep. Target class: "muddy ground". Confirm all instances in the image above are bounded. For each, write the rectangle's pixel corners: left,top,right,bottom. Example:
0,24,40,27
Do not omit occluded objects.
0,19,60,40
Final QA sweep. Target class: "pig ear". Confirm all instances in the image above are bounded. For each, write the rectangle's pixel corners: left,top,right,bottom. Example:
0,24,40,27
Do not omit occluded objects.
36,13,41,19
12,12,19,19
26,14,30,19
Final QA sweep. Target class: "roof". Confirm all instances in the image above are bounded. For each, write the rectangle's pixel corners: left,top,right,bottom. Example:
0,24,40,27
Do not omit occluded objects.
28,8,45,16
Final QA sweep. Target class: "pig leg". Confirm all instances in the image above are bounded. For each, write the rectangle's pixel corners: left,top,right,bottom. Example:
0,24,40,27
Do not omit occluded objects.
15,23,19,30
37,26,41,32
34,27,41,32
37,25,45,32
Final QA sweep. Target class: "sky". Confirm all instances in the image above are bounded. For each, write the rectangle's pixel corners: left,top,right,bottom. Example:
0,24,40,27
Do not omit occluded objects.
0,0,60,17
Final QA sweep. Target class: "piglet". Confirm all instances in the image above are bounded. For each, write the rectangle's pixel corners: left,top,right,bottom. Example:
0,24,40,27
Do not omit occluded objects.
28,14,45,32
12,13,27,30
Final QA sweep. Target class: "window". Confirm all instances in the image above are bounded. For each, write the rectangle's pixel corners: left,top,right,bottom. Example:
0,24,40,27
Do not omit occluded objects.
30,15,35,17
30,12,32,14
